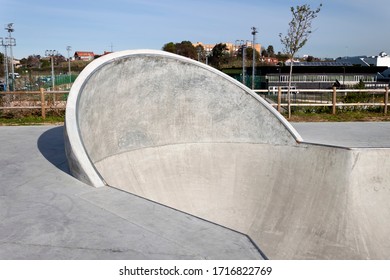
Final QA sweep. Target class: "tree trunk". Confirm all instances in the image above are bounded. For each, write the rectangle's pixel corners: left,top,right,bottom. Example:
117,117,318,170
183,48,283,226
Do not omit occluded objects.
287,59,293,119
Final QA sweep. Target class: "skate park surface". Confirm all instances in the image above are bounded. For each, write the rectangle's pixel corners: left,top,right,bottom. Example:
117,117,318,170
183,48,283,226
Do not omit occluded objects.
2,50,390,259
0,125,263,259
2,122,389,260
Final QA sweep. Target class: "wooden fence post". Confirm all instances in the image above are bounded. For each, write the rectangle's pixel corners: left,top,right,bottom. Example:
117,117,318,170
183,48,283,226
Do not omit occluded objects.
277,86,281,113
332,86,337,115
385,86,389,115
40,88,46,119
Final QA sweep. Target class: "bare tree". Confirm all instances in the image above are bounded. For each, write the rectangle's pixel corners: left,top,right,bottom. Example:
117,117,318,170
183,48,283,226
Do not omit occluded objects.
279,3,322,119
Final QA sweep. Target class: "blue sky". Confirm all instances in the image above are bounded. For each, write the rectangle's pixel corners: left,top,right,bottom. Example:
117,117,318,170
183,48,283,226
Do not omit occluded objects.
1,0,389,59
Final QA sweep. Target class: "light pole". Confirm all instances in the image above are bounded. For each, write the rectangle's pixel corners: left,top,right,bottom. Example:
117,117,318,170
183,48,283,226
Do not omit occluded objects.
0,36,16,91
235,40,246,84
197,46,201,62
251,26,258,90
5,23,15,91
66,46,72,83
45,50,58,90
205,49,211,65
242,42,247,85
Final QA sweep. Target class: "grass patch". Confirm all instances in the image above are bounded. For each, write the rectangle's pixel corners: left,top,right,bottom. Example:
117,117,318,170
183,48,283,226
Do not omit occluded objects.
0,115,64,126
286,111,390,122
1,110,389,126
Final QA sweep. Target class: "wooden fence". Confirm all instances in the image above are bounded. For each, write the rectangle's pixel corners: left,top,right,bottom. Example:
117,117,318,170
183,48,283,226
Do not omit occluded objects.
0,87,389,119
254,87,389,115
0,89,68,119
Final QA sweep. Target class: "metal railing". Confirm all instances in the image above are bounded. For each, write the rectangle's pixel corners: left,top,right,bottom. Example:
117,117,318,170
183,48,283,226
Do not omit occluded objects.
266,74,377,83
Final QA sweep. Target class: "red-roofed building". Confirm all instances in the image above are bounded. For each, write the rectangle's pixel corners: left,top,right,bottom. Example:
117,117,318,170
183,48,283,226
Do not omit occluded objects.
74,51,95,61
263,57,279,65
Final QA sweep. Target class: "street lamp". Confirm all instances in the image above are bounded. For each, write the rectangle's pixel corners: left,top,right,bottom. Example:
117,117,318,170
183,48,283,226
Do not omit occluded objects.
5,23,15,86
251,26,258,90
196,46,201,62
45,50,58,90
235,40,247,85
0,36,16,91
66,46,72,83
3,23,16,90
205,49,211,65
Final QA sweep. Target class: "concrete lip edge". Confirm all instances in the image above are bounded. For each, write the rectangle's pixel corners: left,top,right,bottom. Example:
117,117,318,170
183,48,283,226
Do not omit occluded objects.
65,49,303,188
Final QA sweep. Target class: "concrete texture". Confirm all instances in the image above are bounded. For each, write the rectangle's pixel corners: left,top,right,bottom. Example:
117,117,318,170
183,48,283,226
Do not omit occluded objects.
64,50,390,259
65,50,301,187
292,122,390,148
0,126,263,260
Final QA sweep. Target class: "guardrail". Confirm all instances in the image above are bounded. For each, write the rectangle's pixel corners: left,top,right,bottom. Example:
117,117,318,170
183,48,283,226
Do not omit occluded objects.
0,88,69,119
254,87,389,115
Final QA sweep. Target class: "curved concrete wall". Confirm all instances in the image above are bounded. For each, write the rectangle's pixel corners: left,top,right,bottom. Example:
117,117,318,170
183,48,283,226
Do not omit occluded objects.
65,50,390,259
65,50,301,186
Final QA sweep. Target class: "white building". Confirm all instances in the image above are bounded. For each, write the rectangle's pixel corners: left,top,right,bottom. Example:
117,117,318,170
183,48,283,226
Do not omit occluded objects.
369,52,390,67
336,52,390,67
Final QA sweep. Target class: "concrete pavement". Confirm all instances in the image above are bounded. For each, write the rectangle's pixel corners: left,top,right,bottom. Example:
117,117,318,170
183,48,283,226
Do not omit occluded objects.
1,121,390,259
0,125,263,260
292,122,390,148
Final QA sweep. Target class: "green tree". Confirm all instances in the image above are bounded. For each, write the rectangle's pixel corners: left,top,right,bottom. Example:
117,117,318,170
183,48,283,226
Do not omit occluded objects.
175,41,197,59
41,59,50,68
279,3,322,118
266,45,275,57
245,47,260,61
162,42,176,53
209,43,229,69
162,41,197,59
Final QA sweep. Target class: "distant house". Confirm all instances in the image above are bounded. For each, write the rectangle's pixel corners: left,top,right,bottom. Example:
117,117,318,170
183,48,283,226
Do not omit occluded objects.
193,41,262,56
263,65,388,90
263,57,279,65
74,51,95,61
336,52,390,67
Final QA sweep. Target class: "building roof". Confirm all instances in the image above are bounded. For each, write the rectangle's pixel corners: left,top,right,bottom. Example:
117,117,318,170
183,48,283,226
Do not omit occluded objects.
288,61,353,67
335,52,390,67
74,51,95,57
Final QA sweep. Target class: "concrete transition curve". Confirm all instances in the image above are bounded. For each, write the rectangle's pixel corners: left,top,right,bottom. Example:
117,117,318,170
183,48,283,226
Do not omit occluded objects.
65,50,390,260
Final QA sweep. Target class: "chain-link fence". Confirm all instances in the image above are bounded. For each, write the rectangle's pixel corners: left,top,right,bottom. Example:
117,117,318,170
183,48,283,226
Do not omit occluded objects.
3,74,78,91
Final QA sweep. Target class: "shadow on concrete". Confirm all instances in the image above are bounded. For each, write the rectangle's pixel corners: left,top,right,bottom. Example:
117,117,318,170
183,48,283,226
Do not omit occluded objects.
37,126,70,174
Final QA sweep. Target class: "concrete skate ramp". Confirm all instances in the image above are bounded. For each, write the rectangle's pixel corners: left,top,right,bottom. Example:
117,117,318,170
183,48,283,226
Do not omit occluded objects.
65,50,390,259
